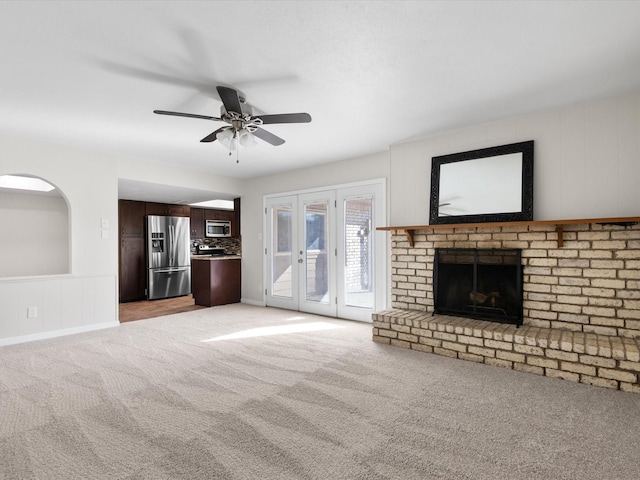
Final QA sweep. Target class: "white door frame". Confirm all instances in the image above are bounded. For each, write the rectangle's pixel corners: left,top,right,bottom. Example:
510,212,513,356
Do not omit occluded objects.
264,195,299,311
336,183,385,321
263,179,386,322
297,190,337,317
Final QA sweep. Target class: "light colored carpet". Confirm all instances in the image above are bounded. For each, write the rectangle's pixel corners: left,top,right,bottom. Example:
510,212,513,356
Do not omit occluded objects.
1,304,639,479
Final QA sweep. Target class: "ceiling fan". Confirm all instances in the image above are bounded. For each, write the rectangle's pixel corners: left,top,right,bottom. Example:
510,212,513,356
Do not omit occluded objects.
154,85,311,149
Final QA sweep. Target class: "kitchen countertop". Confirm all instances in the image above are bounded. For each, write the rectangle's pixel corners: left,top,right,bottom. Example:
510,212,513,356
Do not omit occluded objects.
191,255,241,261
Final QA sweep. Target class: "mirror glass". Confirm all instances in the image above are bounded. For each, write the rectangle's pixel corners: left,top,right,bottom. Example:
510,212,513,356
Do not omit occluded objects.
430,141,533,224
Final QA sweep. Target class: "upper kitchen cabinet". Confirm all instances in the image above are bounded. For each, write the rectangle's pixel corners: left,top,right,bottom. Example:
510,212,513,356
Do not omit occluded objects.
190,198,241,238
145,202,190,217
204,209,233,222
190,207,205,238
119,200,146,237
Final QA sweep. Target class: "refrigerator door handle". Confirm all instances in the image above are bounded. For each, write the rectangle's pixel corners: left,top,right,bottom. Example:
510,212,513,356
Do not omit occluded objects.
169,224,175,267
154,267,189,274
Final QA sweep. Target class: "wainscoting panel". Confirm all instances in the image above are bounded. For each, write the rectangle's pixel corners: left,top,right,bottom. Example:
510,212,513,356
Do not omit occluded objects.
0,274,118,346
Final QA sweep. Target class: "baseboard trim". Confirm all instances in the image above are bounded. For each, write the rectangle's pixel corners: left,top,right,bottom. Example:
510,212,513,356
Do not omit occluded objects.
241,298,265,307
0,321,120,347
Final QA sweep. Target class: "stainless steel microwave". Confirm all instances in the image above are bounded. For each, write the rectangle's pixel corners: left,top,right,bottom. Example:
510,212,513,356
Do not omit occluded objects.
205,220,231,237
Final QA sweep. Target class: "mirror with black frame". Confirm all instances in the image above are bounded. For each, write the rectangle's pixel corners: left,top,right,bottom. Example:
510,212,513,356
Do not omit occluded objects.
429,140,534,224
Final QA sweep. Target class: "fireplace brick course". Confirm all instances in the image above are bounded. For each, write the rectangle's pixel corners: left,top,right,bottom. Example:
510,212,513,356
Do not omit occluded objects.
376,221,640,392
373,309,640,392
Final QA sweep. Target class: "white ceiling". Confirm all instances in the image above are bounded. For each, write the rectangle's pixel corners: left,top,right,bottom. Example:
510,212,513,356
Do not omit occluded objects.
2,1,640,202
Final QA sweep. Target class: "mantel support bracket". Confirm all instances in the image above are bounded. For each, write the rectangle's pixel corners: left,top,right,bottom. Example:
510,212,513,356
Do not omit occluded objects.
555,225,564,248
404,229,415,247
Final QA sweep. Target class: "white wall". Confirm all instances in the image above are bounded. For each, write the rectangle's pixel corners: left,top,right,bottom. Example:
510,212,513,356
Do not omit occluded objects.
240,151,390,304
390,91,640,226
0,134,243,345
0,134,119,344
116,156,244,197
0,191,69,277
1,135,119,276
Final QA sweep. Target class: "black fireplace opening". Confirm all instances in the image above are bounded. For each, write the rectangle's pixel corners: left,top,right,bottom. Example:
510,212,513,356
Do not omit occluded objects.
434,248,523,326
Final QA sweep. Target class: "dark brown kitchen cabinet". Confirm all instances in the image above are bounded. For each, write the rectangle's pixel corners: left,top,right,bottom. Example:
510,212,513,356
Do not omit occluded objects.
167,204,190,217
190,207,204,238
191,258,241,306
145,202,190,217
204,209,233,222
119,200,147,302
119,237,146,302
119,200,146,237
145,202,169,216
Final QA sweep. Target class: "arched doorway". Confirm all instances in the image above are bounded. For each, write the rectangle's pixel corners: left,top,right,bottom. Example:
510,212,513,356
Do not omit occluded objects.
0,174,70,277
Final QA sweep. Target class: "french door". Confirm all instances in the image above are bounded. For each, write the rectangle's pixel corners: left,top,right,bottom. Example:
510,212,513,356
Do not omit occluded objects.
265,181,385,322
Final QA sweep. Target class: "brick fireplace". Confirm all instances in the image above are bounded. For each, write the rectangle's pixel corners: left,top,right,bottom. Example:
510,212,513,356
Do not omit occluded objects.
374,220,640,392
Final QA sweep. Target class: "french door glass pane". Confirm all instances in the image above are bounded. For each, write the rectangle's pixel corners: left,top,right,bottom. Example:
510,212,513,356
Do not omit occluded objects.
304,201,329,303
272,205,293,298
344,195,374,308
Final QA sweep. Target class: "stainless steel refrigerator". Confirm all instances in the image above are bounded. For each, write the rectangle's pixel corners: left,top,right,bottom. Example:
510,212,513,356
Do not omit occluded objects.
147,215,191,300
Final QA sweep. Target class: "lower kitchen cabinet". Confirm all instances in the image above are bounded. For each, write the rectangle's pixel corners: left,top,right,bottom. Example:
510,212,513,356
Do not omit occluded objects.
191,258,241,307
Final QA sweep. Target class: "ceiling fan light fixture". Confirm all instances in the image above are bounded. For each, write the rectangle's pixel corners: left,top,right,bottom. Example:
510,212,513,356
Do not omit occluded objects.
216,128,234,148
238,129,257,148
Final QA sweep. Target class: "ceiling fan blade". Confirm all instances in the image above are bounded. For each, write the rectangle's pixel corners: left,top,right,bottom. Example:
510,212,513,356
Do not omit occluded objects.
216,86,243,114
200,127,228,143
252,113,312,125
154,110,221,121
252,127,285,146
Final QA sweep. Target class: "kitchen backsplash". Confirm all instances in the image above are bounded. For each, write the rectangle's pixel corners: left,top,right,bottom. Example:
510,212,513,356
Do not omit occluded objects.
191,237,241,256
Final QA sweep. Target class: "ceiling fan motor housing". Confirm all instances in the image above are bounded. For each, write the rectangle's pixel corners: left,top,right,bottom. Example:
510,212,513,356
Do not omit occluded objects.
220,101,253,118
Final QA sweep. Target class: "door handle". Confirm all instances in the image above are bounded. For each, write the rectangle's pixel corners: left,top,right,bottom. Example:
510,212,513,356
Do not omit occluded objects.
298,259,303,263
155,267,188,274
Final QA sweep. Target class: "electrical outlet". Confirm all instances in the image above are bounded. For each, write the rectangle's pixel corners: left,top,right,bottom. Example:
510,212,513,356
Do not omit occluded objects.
27,306,38,318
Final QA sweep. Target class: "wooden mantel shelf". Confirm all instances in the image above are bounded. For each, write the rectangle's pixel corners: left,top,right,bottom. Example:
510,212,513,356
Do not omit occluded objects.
377,216,640,248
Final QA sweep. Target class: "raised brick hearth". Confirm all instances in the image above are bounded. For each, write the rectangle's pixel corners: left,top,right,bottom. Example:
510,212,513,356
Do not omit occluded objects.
374,221,640,392
373,309,640,392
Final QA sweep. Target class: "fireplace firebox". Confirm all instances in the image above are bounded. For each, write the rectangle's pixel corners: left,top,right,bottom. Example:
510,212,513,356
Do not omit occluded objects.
433,248,523,326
